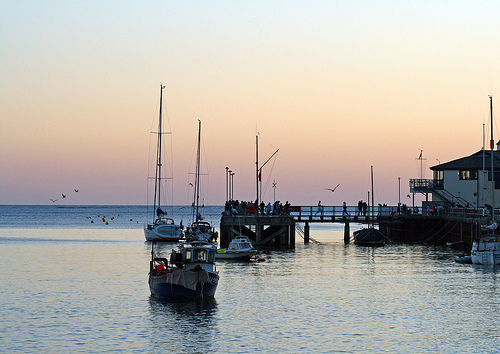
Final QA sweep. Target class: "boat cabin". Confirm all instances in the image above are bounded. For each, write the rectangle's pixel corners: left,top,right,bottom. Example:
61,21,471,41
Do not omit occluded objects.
170,243,216,272
153,217,176,225
228,236,255,251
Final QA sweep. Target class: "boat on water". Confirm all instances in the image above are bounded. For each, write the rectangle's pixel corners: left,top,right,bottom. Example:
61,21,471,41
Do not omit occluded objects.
149,241,219,300
184,120,218,243
353,228,385,247
144,85,183,242
471,224,500,265
471,96,500,265
353,166,386,246
216,235,257,260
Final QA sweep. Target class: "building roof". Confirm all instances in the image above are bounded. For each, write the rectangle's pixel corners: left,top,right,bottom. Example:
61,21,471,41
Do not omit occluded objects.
431,150,500,171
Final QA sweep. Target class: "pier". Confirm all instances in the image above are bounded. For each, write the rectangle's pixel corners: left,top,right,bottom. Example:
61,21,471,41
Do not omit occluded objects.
220,204,490,251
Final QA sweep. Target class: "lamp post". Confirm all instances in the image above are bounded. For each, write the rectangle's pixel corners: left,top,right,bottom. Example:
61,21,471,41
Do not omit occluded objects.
225,167,229,202
398,177,401,205
230,172,235,201
228,170,232,200
398,177,401,214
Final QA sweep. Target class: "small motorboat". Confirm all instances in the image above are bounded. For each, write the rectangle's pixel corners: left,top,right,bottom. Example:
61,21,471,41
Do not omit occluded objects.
216,236,257,261
149,241,219,300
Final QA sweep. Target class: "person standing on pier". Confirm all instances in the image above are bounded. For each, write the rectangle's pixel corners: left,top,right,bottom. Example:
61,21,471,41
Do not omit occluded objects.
316,201,322,215
343,201,348,217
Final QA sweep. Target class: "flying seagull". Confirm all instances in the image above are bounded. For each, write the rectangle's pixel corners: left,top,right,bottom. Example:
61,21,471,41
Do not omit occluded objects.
62,194,66,198
74,189,79,193
325,184,340,193
50,198,58,203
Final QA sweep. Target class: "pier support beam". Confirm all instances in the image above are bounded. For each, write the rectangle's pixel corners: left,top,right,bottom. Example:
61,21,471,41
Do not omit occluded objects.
304,222,310,244
344,222,350,244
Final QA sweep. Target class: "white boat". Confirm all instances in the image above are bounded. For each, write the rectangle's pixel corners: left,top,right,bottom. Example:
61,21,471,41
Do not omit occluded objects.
471,96,500,265
149,241,219,300
144,85,182,242
471,235,500,265
216,235,257,260
184,120,218,243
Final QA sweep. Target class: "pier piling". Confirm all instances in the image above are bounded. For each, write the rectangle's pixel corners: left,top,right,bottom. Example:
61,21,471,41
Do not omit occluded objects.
344,222,350,244
304,222,310,244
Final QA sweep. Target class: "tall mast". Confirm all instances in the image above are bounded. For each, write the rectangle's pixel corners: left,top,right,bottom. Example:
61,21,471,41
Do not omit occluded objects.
371,165,374,228
192,120,202,222
256,134,259,206
490,95,495,224
153,84,165,220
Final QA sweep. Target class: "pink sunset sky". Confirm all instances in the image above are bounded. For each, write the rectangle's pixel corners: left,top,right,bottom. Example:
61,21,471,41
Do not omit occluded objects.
2,1,500,206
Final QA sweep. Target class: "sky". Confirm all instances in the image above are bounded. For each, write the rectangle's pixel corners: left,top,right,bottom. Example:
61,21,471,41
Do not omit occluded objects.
2,1,500,206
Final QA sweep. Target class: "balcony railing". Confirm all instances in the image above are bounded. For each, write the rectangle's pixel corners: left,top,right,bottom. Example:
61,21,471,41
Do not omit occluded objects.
409,179,444,190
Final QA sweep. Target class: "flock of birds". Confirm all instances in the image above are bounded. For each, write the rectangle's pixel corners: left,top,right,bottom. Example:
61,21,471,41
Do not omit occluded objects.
50,189,79,203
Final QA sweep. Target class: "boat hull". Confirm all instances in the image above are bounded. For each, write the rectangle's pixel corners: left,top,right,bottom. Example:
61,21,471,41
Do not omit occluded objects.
216,250,254,260
353,228,385,246
144,225,183,242
149,269,218,300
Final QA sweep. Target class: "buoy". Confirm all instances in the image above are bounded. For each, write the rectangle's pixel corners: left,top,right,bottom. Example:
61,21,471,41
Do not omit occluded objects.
257,258,266,262
111,217,114,220
130,219,133,221
105,221,109,225
91,220,94,223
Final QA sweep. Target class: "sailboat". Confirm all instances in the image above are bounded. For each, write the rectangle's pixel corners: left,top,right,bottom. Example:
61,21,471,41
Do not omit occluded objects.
471,96,500,265
144,85,183,242
184,120,218,243
353,165,386,246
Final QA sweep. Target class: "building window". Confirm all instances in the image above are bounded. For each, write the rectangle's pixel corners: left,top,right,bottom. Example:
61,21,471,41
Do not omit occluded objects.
434,170,443,181
459,170,477,180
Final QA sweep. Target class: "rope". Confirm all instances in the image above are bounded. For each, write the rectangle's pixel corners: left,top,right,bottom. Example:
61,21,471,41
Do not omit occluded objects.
295,224,321,244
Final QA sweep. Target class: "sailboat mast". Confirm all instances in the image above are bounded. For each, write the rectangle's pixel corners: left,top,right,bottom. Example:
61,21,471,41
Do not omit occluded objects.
256,134,259,206
153,84,165,220
371,165,374,227
490,95,495,223
192,120,202,222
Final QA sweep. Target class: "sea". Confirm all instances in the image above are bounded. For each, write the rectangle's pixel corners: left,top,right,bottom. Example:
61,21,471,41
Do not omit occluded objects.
0,205,499,353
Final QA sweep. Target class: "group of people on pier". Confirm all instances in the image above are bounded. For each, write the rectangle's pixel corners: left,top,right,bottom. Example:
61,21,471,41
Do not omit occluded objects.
224,200,291,216
357,200,368,216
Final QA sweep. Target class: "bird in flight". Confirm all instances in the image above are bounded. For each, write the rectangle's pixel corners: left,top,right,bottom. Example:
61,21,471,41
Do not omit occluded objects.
74,189,79,193
325,183,340,192
50,198,58,203
62,194,66,198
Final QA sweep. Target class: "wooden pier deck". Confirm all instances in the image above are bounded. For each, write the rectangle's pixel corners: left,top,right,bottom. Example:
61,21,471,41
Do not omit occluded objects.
220,204,490,250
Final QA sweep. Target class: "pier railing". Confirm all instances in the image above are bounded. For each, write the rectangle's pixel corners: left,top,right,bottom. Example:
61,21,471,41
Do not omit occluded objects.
289,205,406,223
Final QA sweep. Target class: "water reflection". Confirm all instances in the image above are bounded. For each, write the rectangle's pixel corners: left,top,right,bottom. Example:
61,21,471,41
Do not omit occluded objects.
147,297,219,352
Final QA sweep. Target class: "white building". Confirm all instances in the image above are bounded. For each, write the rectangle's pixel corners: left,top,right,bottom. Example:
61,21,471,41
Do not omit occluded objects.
411,147,500,209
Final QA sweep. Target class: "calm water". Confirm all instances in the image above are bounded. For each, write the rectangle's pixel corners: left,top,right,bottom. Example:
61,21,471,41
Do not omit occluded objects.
0,205,499,353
